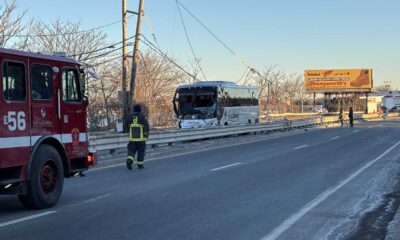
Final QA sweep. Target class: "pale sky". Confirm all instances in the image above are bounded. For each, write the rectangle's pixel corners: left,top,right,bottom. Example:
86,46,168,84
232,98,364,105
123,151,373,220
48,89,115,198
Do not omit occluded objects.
18,0,400,89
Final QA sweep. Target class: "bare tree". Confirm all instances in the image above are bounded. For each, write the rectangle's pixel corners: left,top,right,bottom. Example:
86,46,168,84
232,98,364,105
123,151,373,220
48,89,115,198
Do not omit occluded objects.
178,57,201,85
135,50,187,126
282,73,304,112
254,66,285,112
22,19,108,65
88,60,121,129
0,0,26,47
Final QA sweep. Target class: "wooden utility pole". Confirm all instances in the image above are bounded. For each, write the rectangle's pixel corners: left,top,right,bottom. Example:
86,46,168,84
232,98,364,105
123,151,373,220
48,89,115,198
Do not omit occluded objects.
128,0,144,114
122,0,128,130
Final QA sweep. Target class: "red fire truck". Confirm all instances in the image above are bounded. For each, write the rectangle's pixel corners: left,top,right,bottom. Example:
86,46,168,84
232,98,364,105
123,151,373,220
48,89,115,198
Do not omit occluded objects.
0,48,94,209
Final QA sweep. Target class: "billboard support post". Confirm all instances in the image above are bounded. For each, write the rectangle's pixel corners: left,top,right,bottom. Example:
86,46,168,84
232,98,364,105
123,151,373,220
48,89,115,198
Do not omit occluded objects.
313,93,316,107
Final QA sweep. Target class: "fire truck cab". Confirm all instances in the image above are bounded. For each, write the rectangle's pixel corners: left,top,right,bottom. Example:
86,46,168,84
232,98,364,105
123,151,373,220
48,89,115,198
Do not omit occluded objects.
0,48,93,209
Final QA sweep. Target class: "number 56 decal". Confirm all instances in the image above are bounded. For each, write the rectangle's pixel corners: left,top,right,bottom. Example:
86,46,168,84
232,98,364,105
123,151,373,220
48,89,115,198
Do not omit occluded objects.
3,111,26,131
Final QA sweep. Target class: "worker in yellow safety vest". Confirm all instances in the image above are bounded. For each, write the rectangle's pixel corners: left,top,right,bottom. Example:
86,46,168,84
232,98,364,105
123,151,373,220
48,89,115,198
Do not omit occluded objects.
125,104,150,170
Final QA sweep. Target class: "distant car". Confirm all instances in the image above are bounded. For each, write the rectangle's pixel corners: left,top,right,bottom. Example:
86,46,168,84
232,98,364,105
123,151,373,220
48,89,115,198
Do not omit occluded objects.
312,107,328,114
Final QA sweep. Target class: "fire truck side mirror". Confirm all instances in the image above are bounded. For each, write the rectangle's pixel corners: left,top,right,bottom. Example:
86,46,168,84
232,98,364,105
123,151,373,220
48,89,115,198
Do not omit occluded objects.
79,70,86,93
82,96,89,105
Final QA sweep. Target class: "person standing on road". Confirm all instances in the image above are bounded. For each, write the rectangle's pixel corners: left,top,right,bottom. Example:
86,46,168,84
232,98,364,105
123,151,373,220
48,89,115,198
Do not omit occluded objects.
125,104,150,170
348,107,354,127
339,107,344,127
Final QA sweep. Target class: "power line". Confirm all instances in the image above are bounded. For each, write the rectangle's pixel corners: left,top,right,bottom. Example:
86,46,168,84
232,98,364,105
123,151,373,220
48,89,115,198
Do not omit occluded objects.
69,35,136,57
176,0,236,56
176,0,273,86
9,16,134,38
140,35,197,80
175,0,207,80
143,12,161,50
176,0,246,66
243,68,256,85
90,52,132,67
238,67,249,83
141,37,195,79
79,45,125,62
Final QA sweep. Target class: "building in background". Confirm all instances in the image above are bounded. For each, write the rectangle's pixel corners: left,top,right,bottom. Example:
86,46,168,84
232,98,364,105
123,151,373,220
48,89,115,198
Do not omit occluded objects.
379,91,400,111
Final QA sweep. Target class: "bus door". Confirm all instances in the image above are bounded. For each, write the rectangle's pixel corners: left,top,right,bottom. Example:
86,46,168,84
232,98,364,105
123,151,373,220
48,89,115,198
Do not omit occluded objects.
60,66,87,161
29,61,61,138
0,57,31,169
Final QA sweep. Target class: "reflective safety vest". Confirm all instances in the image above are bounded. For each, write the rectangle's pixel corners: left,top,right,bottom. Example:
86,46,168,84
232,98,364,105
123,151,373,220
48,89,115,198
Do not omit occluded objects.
129,116,147,142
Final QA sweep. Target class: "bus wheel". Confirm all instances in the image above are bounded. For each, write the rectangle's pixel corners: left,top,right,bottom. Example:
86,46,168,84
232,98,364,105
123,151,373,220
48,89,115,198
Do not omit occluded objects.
18,145,64,209
224,122,228,126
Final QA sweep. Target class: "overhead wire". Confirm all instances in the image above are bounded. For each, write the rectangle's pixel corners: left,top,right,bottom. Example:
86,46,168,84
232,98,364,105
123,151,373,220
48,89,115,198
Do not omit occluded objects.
90,51,132,67
143,13,161,50
175,0,207,80
69,35,136,58
176,0,236,56
9,16,133,38
170,2,177,53
79,45,125,62
175,0,268,84
243,68,255,85
140,35,197,80
238,68,249,83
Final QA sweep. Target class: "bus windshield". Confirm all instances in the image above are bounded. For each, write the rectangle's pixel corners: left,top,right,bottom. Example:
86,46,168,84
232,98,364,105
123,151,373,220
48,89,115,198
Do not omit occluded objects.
174,88,217,119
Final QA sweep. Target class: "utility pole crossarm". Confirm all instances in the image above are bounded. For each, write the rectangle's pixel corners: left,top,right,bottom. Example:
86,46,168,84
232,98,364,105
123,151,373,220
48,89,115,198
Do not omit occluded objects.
126,10,139,15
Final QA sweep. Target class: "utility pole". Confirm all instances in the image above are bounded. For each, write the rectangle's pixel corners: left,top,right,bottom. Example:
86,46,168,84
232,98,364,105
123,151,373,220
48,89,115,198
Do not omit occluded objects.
128,0,144,114
122,0,128,131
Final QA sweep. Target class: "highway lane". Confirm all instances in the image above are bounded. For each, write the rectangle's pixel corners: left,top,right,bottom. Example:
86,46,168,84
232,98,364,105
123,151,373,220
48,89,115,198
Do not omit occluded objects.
1,120,400,239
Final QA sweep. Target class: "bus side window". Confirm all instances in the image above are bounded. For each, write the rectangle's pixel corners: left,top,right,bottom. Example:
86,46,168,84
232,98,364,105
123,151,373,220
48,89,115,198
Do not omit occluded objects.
2,61,26,102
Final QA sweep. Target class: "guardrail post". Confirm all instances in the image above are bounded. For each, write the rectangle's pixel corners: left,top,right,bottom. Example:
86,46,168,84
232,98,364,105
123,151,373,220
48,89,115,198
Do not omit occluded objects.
285,121,292,131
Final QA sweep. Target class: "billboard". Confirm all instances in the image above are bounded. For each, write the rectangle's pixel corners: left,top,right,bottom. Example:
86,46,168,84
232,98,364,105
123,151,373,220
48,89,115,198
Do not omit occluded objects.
304,69,373,93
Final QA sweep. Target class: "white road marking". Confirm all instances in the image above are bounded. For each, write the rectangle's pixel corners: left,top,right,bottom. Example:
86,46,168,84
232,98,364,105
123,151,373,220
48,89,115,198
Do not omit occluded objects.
0,211,57,228
353,130,360,133
293,145,308,150
368,126,373,129
210,162,242,172
63,193,112,209
330,136,340,140
92,130,310,172
261,139,400,240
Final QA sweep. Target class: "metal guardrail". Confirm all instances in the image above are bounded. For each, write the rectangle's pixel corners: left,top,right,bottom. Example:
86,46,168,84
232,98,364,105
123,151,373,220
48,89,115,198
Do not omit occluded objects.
88,113,400,153
89,118,316,152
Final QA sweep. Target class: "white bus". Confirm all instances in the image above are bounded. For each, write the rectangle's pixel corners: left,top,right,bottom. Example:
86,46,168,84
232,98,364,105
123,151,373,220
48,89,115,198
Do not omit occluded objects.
173,81,259,128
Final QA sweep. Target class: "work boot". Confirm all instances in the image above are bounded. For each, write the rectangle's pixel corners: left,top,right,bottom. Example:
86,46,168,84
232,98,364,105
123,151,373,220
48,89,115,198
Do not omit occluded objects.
138,163,144,169
126,159,133,170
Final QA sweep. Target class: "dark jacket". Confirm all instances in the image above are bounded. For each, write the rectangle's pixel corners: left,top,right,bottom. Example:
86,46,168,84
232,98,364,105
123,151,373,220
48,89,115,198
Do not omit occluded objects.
348,109,354,118
125,112,150,138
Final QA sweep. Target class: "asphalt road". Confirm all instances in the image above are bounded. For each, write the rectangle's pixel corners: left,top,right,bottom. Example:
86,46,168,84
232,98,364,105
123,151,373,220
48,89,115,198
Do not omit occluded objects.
1,120,400,240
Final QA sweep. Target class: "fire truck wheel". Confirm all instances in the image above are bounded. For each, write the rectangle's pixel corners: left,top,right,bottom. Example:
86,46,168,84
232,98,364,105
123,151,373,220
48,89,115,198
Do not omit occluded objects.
18,144,64,209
